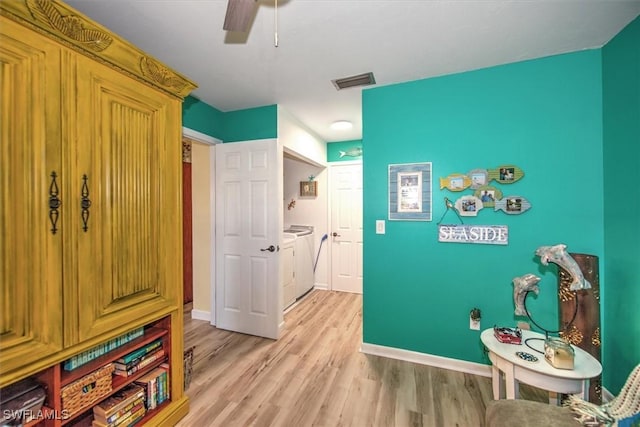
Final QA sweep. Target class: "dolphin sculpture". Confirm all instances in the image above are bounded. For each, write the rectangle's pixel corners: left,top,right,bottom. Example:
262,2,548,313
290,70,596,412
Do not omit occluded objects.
512,273,541,316
535,244,591,290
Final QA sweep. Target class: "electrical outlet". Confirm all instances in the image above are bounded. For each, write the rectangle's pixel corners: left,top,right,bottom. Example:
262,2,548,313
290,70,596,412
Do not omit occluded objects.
376,220,385,234
469,307,481,330
470,317,480,330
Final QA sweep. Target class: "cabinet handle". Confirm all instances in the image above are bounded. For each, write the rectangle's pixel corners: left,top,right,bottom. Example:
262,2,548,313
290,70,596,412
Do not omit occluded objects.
81,174,92,232
49,171,61,234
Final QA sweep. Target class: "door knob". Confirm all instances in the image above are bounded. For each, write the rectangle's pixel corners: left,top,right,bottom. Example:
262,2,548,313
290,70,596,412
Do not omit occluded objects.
260,245,276,252
332,232,341,237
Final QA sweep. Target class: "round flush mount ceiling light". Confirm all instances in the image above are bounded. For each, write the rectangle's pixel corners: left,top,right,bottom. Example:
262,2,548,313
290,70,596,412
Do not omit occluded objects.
330,120,353,131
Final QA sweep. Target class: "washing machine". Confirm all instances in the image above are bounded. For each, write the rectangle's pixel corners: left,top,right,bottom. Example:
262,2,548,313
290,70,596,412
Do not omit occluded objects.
281,233,297,309
283,225,315,298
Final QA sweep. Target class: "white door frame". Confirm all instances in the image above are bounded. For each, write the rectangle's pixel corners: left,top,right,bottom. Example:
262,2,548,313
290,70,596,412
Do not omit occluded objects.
182,127,220,324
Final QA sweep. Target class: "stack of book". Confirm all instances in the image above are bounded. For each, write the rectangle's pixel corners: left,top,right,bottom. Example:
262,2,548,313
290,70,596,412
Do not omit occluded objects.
134,364,170,411
113,340,165,377
92,384,146,427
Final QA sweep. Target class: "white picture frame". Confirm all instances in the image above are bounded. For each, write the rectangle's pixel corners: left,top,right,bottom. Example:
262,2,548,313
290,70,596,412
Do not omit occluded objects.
389,162,432,221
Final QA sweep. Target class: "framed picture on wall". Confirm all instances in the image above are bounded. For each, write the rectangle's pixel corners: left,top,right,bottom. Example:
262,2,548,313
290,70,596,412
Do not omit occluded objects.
389,162,432,221
300,181,317,197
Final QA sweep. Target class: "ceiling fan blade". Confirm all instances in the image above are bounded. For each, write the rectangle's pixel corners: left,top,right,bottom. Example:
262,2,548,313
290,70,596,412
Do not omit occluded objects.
223,0,258,32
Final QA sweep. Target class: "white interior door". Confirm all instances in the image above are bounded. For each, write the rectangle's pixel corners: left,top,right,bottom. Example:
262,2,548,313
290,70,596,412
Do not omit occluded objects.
215,139,283,339
330,163,363,294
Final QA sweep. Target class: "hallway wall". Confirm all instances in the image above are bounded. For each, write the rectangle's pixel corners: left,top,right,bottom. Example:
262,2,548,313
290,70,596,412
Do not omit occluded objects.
191,142,214,318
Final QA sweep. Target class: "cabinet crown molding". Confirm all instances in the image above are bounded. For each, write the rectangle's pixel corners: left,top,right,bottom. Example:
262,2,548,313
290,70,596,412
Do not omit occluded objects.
1,0,197,98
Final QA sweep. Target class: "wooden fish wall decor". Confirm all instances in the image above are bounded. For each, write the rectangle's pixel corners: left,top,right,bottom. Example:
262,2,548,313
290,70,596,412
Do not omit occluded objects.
473,185,502,208
487,165,524,184
339,147,363,158
494,196,532,214
440,173,471,191
440,165,530,216
468,169,489,189
454,195,483,216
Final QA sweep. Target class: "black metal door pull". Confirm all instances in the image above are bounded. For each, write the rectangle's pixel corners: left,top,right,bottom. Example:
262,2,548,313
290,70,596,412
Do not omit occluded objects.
49,171,61,234
81,174,91,232
260,245,276,252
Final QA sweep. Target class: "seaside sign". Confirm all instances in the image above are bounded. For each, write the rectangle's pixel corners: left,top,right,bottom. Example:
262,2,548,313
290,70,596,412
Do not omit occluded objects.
438,224,508,245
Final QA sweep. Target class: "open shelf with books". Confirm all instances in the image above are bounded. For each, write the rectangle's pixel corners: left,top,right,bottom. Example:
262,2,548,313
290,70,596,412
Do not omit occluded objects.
7,316,176,427
61,318,172,426
60,328,169,388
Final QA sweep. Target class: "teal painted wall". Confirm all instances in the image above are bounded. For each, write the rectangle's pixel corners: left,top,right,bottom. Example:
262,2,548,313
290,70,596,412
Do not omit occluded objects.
222,105,278,142
327,140,363,162
602,16,640,394
182,98,277,142
362,50,604,365
182,95,224,139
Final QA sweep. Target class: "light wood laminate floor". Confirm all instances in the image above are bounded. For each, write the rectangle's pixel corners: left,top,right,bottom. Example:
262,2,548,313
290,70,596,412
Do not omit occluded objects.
177,290,545,427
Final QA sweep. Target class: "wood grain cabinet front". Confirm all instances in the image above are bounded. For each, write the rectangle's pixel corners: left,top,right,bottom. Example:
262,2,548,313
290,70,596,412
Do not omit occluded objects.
66,54,183,346
0,16,181,377
0,6,196,416
0,16,65,379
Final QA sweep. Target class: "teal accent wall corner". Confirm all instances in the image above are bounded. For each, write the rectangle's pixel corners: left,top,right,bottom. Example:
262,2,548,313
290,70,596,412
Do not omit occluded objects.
327,140,363,162
182,95,224,139
222,105,278,142
182,98,277,143
362,50,605,366
602,15,640,394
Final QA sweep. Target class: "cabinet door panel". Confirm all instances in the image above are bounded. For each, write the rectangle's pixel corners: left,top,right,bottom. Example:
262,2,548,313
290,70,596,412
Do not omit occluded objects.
0,18,64,379
68,56,182,344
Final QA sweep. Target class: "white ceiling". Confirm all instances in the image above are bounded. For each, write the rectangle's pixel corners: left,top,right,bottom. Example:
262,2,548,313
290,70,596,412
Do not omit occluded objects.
66,0,640,142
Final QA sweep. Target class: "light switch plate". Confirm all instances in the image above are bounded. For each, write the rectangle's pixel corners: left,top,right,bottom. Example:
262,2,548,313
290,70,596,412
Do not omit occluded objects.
376,220,385,234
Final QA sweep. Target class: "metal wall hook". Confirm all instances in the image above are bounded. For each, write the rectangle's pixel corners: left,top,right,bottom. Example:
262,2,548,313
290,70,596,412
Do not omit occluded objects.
436,197,464,225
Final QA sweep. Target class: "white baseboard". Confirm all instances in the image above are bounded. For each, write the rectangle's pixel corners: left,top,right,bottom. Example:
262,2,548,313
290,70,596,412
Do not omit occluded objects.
191,309,211,321
314,282,329,291
360,342,492,378
360,342,617,403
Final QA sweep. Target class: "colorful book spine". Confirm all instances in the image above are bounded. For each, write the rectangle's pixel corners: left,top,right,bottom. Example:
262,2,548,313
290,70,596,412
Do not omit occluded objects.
92,405,146,427
94,397,145,425
160,362,170,401
63,327,144,371
92,385,145,419
157,369,168,405
149,376,157,410
116,339,162,365
113,349,165,377
134,367,170,410
113,346,164,371
118,406,146,427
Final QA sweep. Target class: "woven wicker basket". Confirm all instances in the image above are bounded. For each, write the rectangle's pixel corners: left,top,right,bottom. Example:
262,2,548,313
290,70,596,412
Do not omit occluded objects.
61,363,114,416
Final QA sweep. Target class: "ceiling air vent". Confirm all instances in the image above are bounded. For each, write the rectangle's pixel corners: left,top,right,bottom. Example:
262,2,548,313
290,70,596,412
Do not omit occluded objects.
332,72,376,90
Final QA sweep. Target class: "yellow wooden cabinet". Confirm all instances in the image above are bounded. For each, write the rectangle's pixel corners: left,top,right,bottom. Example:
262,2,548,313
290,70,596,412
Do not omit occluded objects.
0,15,65,378
1,1,196,425
69,52,183,346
